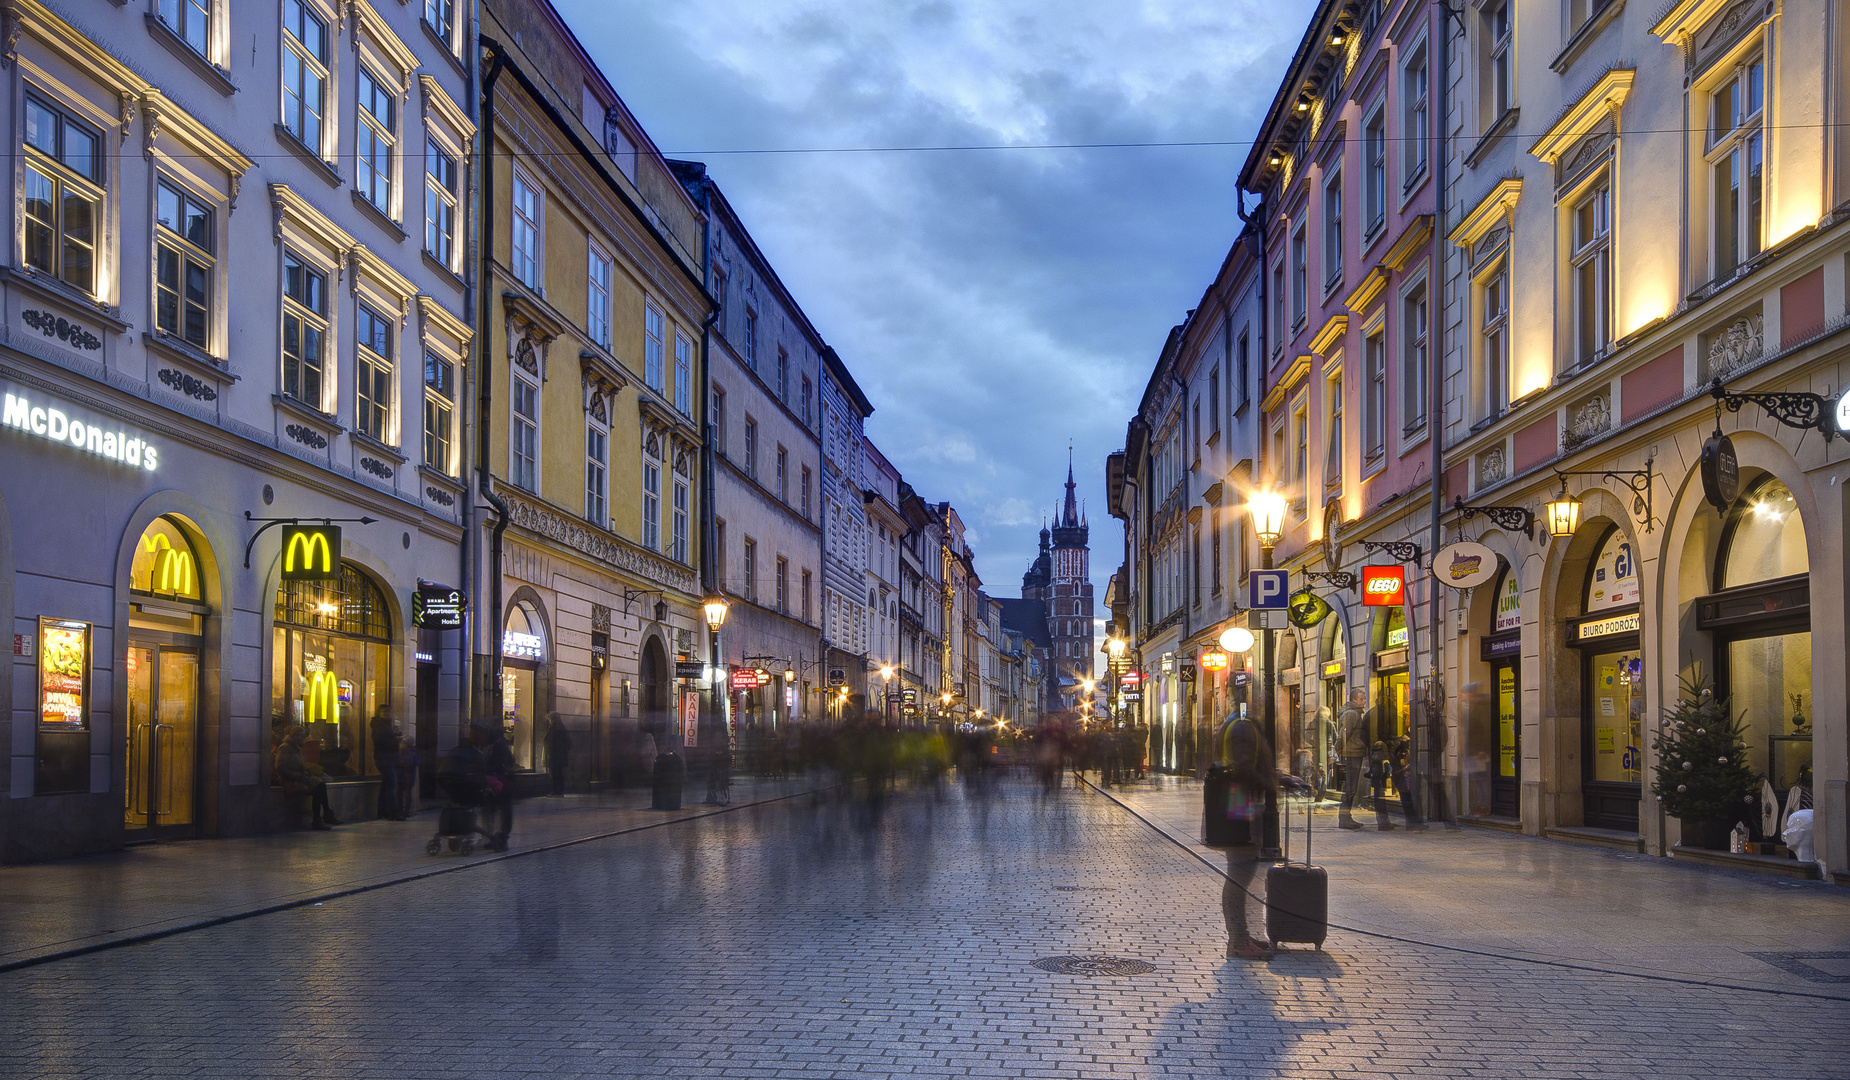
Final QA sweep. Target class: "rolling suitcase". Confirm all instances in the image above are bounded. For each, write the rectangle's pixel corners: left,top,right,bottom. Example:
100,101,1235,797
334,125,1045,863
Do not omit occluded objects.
1266,785,1328,948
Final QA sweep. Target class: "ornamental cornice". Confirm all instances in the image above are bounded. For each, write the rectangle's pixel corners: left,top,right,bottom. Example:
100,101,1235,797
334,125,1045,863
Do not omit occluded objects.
500,488,697,595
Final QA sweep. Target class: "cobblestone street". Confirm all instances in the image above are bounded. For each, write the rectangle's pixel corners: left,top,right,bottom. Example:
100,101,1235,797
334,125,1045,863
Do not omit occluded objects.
3,777,1845,1079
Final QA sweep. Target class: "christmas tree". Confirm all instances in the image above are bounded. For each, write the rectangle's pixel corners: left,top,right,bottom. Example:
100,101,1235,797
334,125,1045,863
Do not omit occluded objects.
1651,676,1760,831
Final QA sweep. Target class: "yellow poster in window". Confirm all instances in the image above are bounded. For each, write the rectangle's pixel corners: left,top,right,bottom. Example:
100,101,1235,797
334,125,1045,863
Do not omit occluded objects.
1497,666,1516,778
1596,727,1615,752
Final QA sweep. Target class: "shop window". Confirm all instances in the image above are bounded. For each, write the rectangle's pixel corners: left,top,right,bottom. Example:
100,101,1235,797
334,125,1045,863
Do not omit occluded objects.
1714,477,1810,789
1584,528,1638,611
1718,478,1804,588
271,564,393,780
131,516,204,601
502,601,549,773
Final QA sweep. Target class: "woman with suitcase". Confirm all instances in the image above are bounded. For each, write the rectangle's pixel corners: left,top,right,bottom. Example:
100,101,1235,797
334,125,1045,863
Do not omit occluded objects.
1212,712,1279,960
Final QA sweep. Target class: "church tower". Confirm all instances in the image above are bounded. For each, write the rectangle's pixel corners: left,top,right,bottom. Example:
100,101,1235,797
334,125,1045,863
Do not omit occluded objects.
1047,459,1094,706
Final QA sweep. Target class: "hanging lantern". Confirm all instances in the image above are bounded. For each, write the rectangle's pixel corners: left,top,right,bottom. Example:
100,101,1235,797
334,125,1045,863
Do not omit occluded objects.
1218,626,1256,653
1545,479,1582,538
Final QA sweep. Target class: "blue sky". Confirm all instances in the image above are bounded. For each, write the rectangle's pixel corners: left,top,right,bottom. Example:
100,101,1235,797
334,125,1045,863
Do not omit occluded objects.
560,0,1301,651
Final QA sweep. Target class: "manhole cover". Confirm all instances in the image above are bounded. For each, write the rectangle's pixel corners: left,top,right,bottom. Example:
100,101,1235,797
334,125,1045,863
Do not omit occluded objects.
1032,955,1155,976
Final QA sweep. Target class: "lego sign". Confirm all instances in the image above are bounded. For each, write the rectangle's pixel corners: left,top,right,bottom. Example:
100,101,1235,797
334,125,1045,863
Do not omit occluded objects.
1361,566,1406,606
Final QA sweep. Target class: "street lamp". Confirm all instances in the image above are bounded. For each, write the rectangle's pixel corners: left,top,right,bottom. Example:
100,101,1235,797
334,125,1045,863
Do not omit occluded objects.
700,592,730,805
1250,489,1287,548
879,664,895,725
1218,626,1255,653
702,593,731,631
1248,487,1286,859
1545,477,1582,538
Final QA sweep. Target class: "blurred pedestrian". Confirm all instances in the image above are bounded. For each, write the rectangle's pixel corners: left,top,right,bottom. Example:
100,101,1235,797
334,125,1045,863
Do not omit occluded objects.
372,710,403,820
475,721,516,851
1214,710,1278,960
1367,741,1397,832
1390,736,1427,830
275,726,340,830
397,736,420,819
545,713,572,797
1336,688,1370,830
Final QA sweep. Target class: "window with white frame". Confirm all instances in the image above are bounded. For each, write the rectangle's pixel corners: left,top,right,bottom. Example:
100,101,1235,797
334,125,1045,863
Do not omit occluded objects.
424,0,455,48
1482,1,1513,127
712,382,727,454
1293,401,1308,493
1325,371,1343,484
777,557,789,613
587,245,612,348
1402,283,1429,433
674,331,692,414
355,303,394,442
1708,53,1765,282
511,372,539,491
1237,329,1251,407
802,570,813,623
423,352,455,475
641,439,661,550
1364,327,1386,458
356,68,395,212
282,0,329,153
585,416,608,527
1210,506,1222,594
22,94,101,294
1323,170,1343,288
744,416,758,479
801,375,813,425
1364,107,1386,234
1571,178,1612,364
743,538,757,601
745,308,758,366
281,251,328,409
425,144,457,269
801,465,812,519
1271,261,1287,352
672,463,689,563
1291,223,1308,325
777,445,788,502
159,0,211,56
155,181,214,348
1570,0,1615,35
1403,44,1428,189
511,171,540,289
776,347,789,401
644,302,665,391
1480,265,1509,419
1209,364,1220,436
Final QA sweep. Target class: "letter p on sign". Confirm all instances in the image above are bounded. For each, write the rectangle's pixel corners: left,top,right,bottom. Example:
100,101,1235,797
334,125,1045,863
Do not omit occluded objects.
1248,569,1289,609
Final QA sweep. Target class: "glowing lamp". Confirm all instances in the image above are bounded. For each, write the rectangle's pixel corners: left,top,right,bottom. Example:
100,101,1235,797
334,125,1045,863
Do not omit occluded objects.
1250,490,1287,548
1545,480,1582,539
1200,649,1229,672
1218,627,1256,653
702,593,730,630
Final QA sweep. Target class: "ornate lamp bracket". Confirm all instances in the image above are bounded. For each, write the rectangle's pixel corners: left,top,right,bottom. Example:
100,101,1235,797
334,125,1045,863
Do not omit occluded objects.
1554,456,1656,532
1360,540,1423,567
1451,498,1535,540
1303,570,1357,590
1709,377,1836,443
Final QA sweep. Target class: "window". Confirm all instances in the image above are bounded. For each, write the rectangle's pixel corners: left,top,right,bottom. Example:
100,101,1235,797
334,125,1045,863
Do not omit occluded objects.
745,308,758,366
1481,267,1509,419
1191,524,1202,609
1364,108,1386,233
801,375,813,425
743,538,757,601
776,348,789,401
1571,180,1612,364
712,383,727,454
585,421,608,527
776,557,789,613
1271,261,1287,351
1293,403,1308,489
423,353,454,475
425,144,458,269
672,475,689,563
1191,399,1201,463
282,0,329,152
777,445,789,502
801,466,813,519
1236,330,1251,407
1210,506,1223,594
356,68,395,211
1365,329,1386,457
587,246,611,348
22,95,101,294
674,332,693,415
644,303,665,391
424,0,455,45
1403,46,1428,188
1291,224,1308,325
1709,56,1765,281
1570,0,1615,35
355,304,393,442
716,519,727,585
744,416,758,478
1323,170,1343,287
159,0,210,55
1209,365,1220,436
281,251,327,409
1402,284,1429,433
1483,1,1513,124
1326,372,1344,483
511,172,540,289
642,458,661,550
155,182,213,348
802,570,813,623
511,375,538,491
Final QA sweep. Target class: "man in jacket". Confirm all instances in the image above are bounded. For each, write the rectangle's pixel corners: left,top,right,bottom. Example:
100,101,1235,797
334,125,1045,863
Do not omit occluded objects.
1337,688,1376,830
371,711,403,820
474,721,517,851
1214,711,1279,960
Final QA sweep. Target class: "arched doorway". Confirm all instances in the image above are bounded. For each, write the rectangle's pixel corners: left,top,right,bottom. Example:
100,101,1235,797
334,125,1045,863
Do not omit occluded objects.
1565,526,1643,832
124,515,208,834
501,599,550,772
1701,475,1810,800
640,635,669,747
1484,565,1522,818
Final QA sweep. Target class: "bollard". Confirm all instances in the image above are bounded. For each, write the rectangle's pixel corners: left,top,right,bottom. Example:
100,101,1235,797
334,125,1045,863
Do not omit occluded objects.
651,750,685,810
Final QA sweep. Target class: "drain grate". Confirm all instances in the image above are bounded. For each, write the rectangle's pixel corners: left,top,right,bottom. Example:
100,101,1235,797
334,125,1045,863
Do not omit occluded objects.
1052,885,1116,892
1032,955,1155,977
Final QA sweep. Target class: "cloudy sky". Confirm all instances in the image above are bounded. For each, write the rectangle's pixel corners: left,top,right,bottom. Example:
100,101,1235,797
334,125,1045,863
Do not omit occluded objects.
560,0,1302,646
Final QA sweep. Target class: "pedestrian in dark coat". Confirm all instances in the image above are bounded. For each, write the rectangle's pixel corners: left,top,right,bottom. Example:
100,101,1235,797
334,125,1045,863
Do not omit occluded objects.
475,721,517,851
1390,736,1426,830
1214,712,1279,960
545,713,572,797
275,727,340,829
371,711,403,820
397,736,420,818
1336,688,1372,829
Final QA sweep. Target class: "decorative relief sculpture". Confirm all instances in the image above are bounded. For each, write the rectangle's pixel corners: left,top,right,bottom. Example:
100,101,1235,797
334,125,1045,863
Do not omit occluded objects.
22,310,102,351
360,457,394,480
1564,395,1611,449
425,485,456,507
156,368,217,401
1706,313,1763,380
1478,445,1508,486
285,423,328,450
502,490,696,594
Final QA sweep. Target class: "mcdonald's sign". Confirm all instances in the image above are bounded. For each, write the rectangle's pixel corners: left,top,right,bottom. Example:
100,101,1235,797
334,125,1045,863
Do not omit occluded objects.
142,533,197,598
303,670,340,722
280,525,341,580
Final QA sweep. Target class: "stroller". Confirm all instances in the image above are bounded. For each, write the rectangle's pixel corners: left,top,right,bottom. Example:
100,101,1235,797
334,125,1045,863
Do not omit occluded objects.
425,742,497,856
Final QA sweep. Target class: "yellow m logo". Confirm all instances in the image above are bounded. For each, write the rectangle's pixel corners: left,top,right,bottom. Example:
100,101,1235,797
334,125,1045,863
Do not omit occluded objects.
141,533,197,598
304,671,340,723
280,526,341,580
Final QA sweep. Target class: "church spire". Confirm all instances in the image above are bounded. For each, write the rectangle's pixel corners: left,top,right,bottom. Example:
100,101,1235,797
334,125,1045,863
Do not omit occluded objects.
1062,450,1078,528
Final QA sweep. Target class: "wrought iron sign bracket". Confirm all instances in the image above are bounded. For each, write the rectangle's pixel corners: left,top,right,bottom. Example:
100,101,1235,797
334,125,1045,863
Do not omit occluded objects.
1303,570,1357,590
621,587,666,620
242,510,376,569
1554,458,1656,532
1360,540,1423,567
1451,498,1534,540
1709,377,1836,443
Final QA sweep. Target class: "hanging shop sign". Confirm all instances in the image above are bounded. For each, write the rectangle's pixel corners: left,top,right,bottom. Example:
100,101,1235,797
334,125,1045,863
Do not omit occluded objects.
1121,690,1143,702
680,690,699,746
1177,664,1197,682
1571,611,1641,642
729,667,771,691
412,581,466,630
502,630,545,660
37,617,90,730
3,389,160,470
1199,649,1229,671
1121,669,1142,687
279,525,342,581
1700,433,1740,510
1361,566,1406,606
1838,386,1850,433
1432,541,1499,589
1322,659,1343,678
1288,590,1333,629
674,660,707,681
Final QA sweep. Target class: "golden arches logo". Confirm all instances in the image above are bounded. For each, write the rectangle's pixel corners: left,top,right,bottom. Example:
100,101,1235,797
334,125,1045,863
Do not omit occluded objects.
304,671,340,722
142,534,197,597
280,526,340,580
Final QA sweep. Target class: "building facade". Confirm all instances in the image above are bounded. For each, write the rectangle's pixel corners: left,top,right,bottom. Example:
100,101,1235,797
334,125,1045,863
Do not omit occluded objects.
0,0,474,860
819,349,875,716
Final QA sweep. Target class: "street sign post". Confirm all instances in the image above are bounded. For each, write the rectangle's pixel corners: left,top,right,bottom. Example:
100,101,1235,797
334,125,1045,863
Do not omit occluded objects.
1248,569,1289,609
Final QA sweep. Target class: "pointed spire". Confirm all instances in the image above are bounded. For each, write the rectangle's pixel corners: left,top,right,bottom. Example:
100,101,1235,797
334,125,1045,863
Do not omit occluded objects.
1062,453,1079,528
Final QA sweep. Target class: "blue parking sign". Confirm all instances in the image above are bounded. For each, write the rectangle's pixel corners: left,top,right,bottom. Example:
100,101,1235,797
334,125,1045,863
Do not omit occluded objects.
1249,569,1289,609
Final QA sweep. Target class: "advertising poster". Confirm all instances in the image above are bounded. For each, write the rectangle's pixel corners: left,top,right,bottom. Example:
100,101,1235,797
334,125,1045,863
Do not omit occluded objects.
38,618,89,730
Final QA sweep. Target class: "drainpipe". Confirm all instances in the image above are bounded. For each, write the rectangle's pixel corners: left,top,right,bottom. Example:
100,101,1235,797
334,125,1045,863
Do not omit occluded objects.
1425,2,1459,823
477,40,509,721
457,0,483,734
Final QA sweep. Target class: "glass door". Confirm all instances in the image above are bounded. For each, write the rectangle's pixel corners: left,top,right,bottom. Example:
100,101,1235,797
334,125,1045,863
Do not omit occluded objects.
1582,647,1642,832
124,642,199,832
1491,662,1519,818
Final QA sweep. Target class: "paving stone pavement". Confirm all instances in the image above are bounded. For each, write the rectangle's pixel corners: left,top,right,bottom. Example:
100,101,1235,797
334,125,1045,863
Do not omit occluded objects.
1,776,1845,1080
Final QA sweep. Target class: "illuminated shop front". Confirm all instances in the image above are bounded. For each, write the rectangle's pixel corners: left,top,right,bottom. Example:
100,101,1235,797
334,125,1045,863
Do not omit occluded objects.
501,599,551,773
125,516,209,834
1482,567,1521,819
270,564,395,781
1566,528,1643,834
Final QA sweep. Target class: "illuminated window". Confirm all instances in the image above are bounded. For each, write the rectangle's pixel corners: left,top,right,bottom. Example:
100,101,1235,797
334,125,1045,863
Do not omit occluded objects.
1708,54,1765,282
1480,266,1509,419
271,564,393,780
155,181,214,349
1402,282,1429,433
281,0,329,153
423,353,455,475
281,251,327,410
425,145,458,269
1323,170,1343,288
1571,179,1612,364
355,304,393,443
131,517,203,601
1364,108,1386,234
356,67,395,212
1364,328,1386,458
22,93,101,294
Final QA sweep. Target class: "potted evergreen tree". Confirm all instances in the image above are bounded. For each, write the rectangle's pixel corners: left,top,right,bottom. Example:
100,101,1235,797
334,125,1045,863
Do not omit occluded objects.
1651,677,1760,851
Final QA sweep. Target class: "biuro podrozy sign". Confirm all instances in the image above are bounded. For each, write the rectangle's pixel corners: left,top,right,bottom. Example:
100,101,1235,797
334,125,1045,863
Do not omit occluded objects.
3,389,159,470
